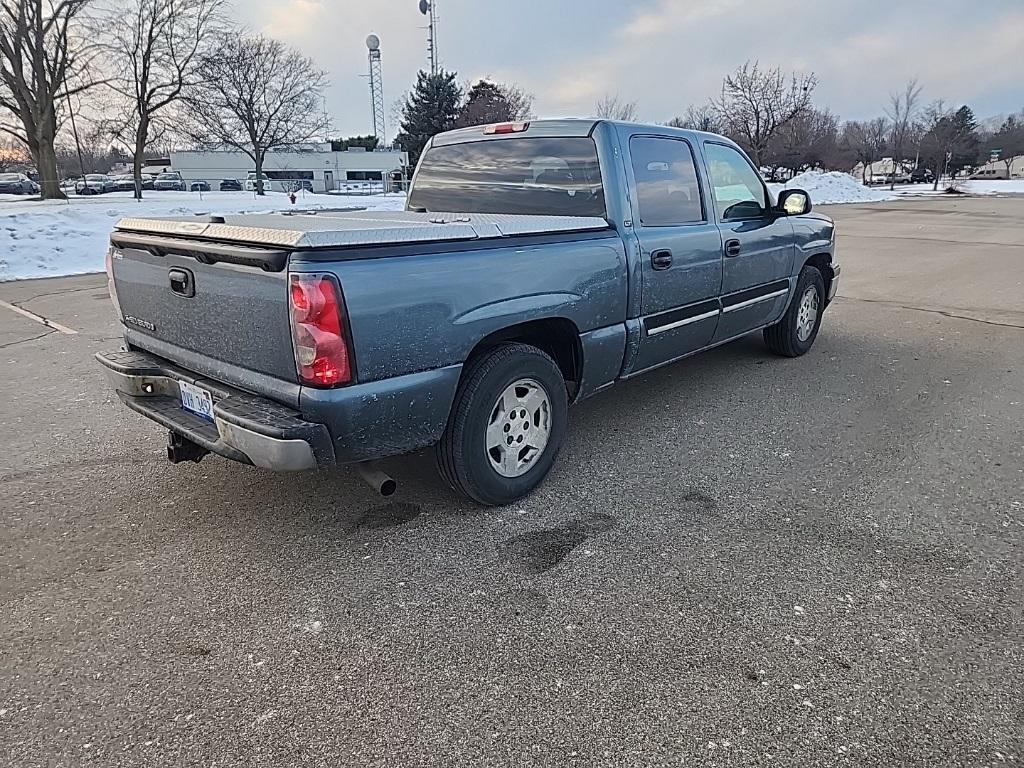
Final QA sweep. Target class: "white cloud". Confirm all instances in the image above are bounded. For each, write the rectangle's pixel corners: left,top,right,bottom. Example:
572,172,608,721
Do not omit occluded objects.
232,0,1024,135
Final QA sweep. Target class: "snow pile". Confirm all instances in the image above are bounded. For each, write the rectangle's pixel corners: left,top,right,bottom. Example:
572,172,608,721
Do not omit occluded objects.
0,190,407,281
768,171,895,205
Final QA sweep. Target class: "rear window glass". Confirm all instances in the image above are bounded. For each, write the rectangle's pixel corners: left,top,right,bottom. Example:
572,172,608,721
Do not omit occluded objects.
408,137,606,217
0,173,21,181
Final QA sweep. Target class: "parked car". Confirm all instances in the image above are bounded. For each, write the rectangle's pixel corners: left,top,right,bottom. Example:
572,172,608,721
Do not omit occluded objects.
244,172,268,193
76,174,114,195
0,172,37,194
909,168,934,184
98,119,839,506
111,175,139,192
219,178,242,192
190,180,211,192
286,179,314,193
153,172,185,191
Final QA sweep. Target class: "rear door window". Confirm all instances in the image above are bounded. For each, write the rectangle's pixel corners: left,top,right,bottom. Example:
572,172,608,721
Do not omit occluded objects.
629,136,705,226
409,137,606,217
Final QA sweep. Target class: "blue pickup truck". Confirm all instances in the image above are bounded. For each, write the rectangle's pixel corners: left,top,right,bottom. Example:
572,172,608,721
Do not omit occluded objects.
97,119,839,505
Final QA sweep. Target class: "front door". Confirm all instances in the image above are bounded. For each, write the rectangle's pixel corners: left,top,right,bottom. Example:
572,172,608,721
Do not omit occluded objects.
701,142,795,341
626,134,724,374
323,170,334,192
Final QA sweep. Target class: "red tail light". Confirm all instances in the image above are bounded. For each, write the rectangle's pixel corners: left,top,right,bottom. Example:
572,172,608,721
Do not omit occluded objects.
105,246,122,320
288,274,352,387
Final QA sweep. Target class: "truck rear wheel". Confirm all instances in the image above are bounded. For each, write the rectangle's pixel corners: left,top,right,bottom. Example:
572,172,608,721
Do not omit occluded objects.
437,343,568,506
764,265,825,357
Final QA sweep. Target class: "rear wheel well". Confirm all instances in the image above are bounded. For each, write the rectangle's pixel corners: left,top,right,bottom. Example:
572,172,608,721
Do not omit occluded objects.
803,253,834,301
463,318,582,399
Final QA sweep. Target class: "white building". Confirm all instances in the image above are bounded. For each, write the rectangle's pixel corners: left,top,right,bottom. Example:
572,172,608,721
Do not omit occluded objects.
168,145,408,192
969,154,1024,179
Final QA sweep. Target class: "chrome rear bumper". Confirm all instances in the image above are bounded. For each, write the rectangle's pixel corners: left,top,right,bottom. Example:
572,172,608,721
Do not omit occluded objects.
96,349,335,471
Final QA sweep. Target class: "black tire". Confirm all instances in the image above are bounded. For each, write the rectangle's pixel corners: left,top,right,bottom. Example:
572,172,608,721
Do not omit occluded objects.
437,342,568,506
764,265,826,357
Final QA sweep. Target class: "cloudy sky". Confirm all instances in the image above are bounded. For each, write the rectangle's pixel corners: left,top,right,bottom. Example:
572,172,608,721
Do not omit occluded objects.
236,0,1024,140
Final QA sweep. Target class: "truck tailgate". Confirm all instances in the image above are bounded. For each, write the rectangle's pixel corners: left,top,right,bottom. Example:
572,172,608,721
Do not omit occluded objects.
109,231,297,388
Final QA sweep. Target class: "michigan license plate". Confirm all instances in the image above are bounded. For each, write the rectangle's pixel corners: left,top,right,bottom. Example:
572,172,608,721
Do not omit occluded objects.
179,380,214,421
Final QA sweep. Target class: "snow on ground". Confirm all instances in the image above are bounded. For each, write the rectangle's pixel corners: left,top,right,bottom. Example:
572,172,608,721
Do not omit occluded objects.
5,175,1022,282
768,171,896,205
0,190,407,281
891,179,1024,197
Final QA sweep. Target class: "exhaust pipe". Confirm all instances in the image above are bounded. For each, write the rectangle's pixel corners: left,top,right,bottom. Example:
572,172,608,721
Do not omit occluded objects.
354,462,397,497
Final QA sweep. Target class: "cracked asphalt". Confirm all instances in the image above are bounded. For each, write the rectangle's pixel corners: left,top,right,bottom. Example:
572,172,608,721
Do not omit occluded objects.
1,196,1022,767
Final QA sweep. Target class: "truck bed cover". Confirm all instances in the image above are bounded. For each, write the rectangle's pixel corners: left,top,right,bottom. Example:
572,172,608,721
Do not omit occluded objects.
113,210,611,250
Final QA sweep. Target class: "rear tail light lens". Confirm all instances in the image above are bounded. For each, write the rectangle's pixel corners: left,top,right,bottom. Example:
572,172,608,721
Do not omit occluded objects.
288,274,352,387
105,246,122,320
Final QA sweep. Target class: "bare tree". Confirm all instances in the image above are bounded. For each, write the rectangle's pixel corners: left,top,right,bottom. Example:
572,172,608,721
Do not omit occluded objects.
840,118,889,183
106,0,224,198
668,104,720,133
712,61,817,167
0,0,101,198
919,100,979,191
885,78,922,189
768,108,839,177
183,34,329,195
594,93,637,122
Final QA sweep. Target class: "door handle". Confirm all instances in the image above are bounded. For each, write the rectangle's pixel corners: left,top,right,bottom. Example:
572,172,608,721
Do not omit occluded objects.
724,239,741,257
651,249,673,270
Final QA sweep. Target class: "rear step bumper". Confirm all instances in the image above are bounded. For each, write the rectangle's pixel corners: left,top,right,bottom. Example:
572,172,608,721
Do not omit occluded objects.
96,349,335,471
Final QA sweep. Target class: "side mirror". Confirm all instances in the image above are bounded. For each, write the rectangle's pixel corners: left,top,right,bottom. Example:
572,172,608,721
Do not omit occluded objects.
778,188,811,216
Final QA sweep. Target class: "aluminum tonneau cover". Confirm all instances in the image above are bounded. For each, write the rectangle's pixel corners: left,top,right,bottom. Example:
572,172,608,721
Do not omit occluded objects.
113,210,612,250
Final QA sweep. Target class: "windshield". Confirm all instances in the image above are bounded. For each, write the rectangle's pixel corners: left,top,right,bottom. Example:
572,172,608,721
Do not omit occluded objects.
408,137,606,217
86,175,106,181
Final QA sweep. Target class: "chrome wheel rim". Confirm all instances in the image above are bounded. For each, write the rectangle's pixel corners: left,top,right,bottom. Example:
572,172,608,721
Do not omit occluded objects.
796,286,820,342
486,378,551,478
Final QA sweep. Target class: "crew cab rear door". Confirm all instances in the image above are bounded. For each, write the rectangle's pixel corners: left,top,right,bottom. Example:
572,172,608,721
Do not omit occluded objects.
622,131,723,374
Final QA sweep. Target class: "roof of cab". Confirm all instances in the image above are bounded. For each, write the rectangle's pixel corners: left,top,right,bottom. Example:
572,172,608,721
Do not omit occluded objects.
431,118,600,146
430,117,728,147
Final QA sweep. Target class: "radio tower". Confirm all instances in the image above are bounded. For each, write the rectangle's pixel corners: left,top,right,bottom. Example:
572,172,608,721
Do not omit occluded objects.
366,34,386,144
418,0,438,75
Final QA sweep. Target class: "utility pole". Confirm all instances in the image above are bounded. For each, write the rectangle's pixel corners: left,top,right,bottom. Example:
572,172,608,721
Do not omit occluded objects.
418,0,438,76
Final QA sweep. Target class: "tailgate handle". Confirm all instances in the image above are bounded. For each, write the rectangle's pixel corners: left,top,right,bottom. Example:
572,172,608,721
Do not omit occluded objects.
168,268,195,298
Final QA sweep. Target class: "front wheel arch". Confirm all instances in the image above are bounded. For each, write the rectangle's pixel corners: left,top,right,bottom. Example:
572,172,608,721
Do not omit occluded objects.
802,252,835,304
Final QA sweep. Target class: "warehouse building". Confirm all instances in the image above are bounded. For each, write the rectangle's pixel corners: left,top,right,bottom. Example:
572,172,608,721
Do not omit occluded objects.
168,145,408,193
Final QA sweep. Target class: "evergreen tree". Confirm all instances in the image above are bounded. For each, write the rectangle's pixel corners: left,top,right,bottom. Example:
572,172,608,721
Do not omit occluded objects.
948,105,979,175
395,70,462,167
330,135,381,151
456,80,532,128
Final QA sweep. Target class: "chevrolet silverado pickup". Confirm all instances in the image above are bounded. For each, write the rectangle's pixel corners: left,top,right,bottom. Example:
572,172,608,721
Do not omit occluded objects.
97,119,839,506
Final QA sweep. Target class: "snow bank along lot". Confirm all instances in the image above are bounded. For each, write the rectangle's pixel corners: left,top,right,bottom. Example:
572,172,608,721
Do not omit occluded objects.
768,171,895,204
4,175,1024,281
0,191,407,282
770,171,1024,203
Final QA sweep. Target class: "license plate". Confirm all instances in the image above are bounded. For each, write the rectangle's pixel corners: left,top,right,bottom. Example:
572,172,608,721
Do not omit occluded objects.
179,380,214,421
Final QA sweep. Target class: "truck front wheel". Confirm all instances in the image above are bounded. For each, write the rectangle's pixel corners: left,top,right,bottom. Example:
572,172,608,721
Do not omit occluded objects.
764,265,826,357
437,343,568,506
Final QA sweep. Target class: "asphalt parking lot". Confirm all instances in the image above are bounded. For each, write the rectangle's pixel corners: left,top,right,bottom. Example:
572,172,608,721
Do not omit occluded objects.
1,196,1022,767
